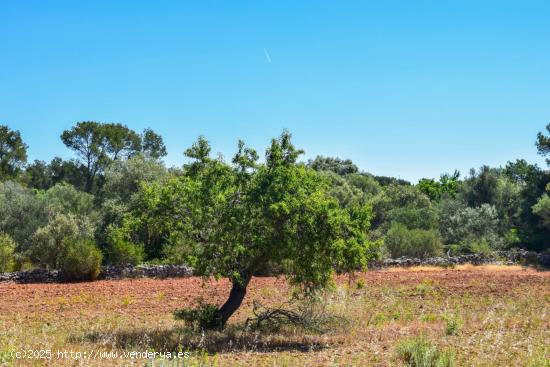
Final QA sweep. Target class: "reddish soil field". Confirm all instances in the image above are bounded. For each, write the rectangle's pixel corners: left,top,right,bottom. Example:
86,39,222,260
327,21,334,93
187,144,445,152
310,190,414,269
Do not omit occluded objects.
0,265,548,366
0,265,547,322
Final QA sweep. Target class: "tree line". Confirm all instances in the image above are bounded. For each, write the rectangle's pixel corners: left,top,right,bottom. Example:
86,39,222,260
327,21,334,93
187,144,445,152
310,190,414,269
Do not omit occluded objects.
0,122,549,287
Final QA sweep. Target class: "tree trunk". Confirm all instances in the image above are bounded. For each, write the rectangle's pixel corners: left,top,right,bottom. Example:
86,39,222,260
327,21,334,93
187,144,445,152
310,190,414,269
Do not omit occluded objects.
215,274,252,328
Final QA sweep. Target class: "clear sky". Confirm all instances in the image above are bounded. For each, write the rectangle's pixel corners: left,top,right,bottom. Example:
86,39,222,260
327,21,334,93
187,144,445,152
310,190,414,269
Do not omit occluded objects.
1,1,549,182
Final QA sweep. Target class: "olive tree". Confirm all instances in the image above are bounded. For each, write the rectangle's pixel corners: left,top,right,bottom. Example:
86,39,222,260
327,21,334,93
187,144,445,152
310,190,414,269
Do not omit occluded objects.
116,132,377,328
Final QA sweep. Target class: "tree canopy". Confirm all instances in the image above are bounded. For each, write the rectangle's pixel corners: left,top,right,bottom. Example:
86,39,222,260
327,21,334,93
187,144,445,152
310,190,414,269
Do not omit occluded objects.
536,122,550,165
61,122,166,192
114,132,378,327
0,125,28,179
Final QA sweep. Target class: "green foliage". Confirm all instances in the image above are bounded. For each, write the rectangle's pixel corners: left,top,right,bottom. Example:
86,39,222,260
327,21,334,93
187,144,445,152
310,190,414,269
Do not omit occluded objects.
61,122,140,192
115,132,378,326
122,132,377,283
60,122,166,193
460,166,501,207
59,239,103,281
174,302,221,331
25,157,88,191
106,226,144,265
504,159,540,184
444,314,462,336
0,181,48,249
384,224,443,259
0,232,16,273
373,175,411,186
0,125,27,179
370,184,432,230
346,173,381,197
439,203,502,251
532,193,550,229
319,171,368,208
536,122,550,166
29,213,95,269
0,122,548,278
308,156,359,175
396,337,456,367
102,154,168,202
41,182,96,218
386,206,439,231
417,171,460,201
142,128,167,159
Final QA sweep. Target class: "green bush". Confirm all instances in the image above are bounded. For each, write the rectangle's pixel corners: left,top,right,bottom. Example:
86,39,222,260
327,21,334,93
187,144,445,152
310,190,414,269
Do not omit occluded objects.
439,203,503,250
28,213,103,280
174,302,221,330
444,314,462,336
386,206,439,231
0,181,48,249
59,239,103,281
41,182,96,218
459,238,495,256
106,226,144,266
396,336,456,367
385,224,443,259
0,233,16,273
29,213,93,268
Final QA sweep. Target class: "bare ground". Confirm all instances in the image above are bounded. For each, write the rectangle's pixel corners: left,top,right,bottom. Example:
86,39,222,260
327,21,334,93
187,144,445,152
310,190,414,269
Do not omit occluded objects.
0,265,548,366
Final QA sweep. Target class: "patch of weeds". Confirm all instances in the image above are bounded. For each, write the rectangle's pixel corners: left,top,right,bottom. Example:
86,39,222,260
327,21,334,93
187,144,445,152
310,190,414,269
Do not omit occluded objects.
391,311,401,321
421,314,439,323
356,279,366,290
526,346,550,367
121,295,135,307
259,286,277,298
0,343,15,364
372,313,388,327
444,314,462,336
396,336,456,367
411,280,437,298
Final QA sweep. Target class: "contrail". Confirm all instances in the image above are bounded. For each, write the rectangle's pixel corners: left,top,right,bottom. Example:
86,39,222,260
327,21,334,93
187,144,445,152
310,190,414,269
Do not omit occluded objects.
263,47,272,63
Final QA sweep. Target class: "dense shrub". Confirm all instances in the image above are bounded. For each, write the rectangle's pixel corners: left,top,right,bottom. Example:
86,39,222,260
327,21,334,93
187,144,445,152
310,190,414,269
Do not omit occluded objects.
319,171,367,208
174,302,221,330
102,155,168,202
0,181,48,249
439,203,502,250
386,206,439,231
59,239,103,281
346,173,381,198
371,184,432,229
106,226,144,266
0,232,16,273
532,193,550,229
29,213,95,269
385,224,443,259
308,156,358,175
41,182,96,218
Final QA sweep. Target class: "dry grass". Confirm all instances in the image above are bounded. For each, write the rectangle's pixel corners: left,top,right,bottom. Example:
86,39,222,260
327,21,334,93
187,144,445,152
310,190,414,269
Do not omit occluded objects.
0,265,548,366
385,264,527,272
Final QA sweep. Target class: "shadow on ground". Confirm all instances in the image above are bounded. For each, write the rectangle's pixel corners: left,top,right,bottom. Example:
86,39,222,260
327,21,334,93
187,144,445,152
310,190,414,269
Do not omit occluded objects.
72,326,330,354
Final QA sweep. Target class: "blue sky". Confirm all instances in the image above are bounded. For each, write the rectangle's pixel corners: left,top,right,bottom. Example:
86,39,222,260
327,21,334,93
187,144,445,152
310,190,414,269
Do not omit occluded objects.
1,1,549,182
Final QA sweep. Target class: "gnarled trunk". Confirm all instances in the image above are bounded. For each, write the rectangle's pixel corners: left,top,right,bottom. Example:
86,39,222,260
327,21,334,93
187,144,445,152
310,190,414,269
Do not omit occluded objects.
215,274,252,328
